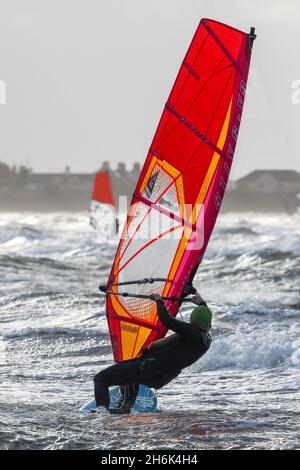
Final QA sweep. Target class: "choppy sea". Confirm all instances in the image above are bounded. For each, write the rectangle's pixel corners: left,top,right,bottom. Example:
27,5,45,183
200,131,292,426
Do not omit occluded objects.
0,212,299,450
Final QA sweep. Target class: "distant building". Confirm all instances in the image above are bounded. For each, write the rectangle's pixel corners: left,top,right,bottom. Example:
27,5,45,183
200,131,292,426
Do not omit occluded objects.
116,162,127,177
1,165,299,213
234,170,300,194
29,173,93,191
131,162,141,180
100,161,111,172
223,170,300,213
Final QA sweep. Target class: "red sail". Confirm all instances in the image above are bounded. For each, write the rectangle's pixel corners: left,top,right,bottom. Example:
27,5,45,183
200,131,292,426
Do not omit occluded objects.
91,171,115,207
105,19,256,362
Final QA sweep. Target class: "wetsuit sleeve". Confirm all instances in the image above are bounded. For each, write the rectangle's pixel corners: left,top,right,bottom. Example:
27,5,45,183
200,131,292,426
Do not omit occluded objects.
156,300,200,339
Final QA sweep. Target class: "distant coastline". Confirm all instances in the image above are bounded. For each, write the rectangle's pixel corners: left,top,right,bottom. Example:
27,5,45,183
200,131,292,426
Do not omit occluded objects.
0,161,299,213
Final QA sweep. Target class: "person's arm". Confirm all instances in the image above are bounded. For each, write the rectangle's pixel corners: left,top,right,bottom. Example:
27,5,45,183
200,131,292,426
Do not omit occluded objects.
150,294,197,337
189,292,208,307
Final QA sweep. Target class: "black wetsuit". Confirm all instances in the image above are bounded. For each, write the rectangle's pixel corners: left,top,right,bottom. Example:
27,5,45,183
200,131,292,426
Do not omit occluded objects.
94,300,212,413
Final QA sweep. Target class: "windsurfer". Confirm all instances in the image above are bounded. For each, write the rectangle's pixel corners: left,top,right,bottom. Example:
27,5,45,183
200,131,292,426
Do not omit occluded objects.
93,290,212,414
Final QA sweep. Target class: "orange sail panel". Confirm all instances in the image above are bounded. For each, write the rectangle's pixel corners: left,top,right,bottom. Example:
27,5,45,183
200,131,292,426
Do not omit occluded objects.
105,19,256,362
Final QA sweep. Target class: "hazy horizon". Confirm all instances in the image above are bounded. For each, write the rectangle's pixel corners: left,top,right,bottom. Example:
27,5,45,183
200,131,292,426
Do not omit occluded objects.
0,0,299,179
2,162,300,180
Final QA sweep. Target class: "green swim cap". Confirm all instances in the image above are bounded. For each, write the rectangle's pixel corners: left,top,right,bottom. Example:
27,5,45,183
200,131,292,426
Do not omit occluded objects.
190,305,212,328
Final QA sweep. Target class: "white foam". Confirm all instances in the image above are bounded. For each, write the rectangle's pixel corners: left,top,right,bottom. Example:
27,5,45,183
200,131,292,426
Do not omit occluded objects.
209,212,300,258
0,338,6,366
290,338,300,367
195,324,300,370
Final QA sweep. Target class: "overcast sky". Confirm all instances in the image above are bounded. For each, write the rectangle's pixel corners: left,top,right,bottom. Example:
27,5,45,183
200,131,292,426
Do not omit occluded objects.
0,0,299,179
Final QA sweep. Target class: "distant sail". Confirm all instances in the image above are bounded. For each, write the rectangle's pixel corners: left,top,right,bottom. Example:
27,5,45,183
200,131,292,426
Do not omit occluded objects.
90,171,119,236
105,19,256,362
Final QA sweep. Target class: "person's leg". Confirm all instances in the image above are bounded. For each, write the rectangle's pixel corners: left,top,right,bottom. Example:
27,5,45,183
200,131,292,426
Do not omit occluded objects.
110,384,139,414
93,368,110,408
93,359,141,408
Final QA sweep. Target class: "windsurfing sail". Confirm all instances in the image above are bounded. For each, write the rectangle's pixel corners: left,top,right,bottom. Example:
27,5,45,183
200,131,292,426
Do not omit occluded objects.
90,171,119,236
104,19,256,362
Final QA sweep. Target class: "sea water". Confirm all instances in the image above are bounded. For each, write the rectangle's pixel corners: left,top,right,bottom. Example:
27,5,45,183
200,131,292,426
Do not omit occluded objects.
0,212,299,450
